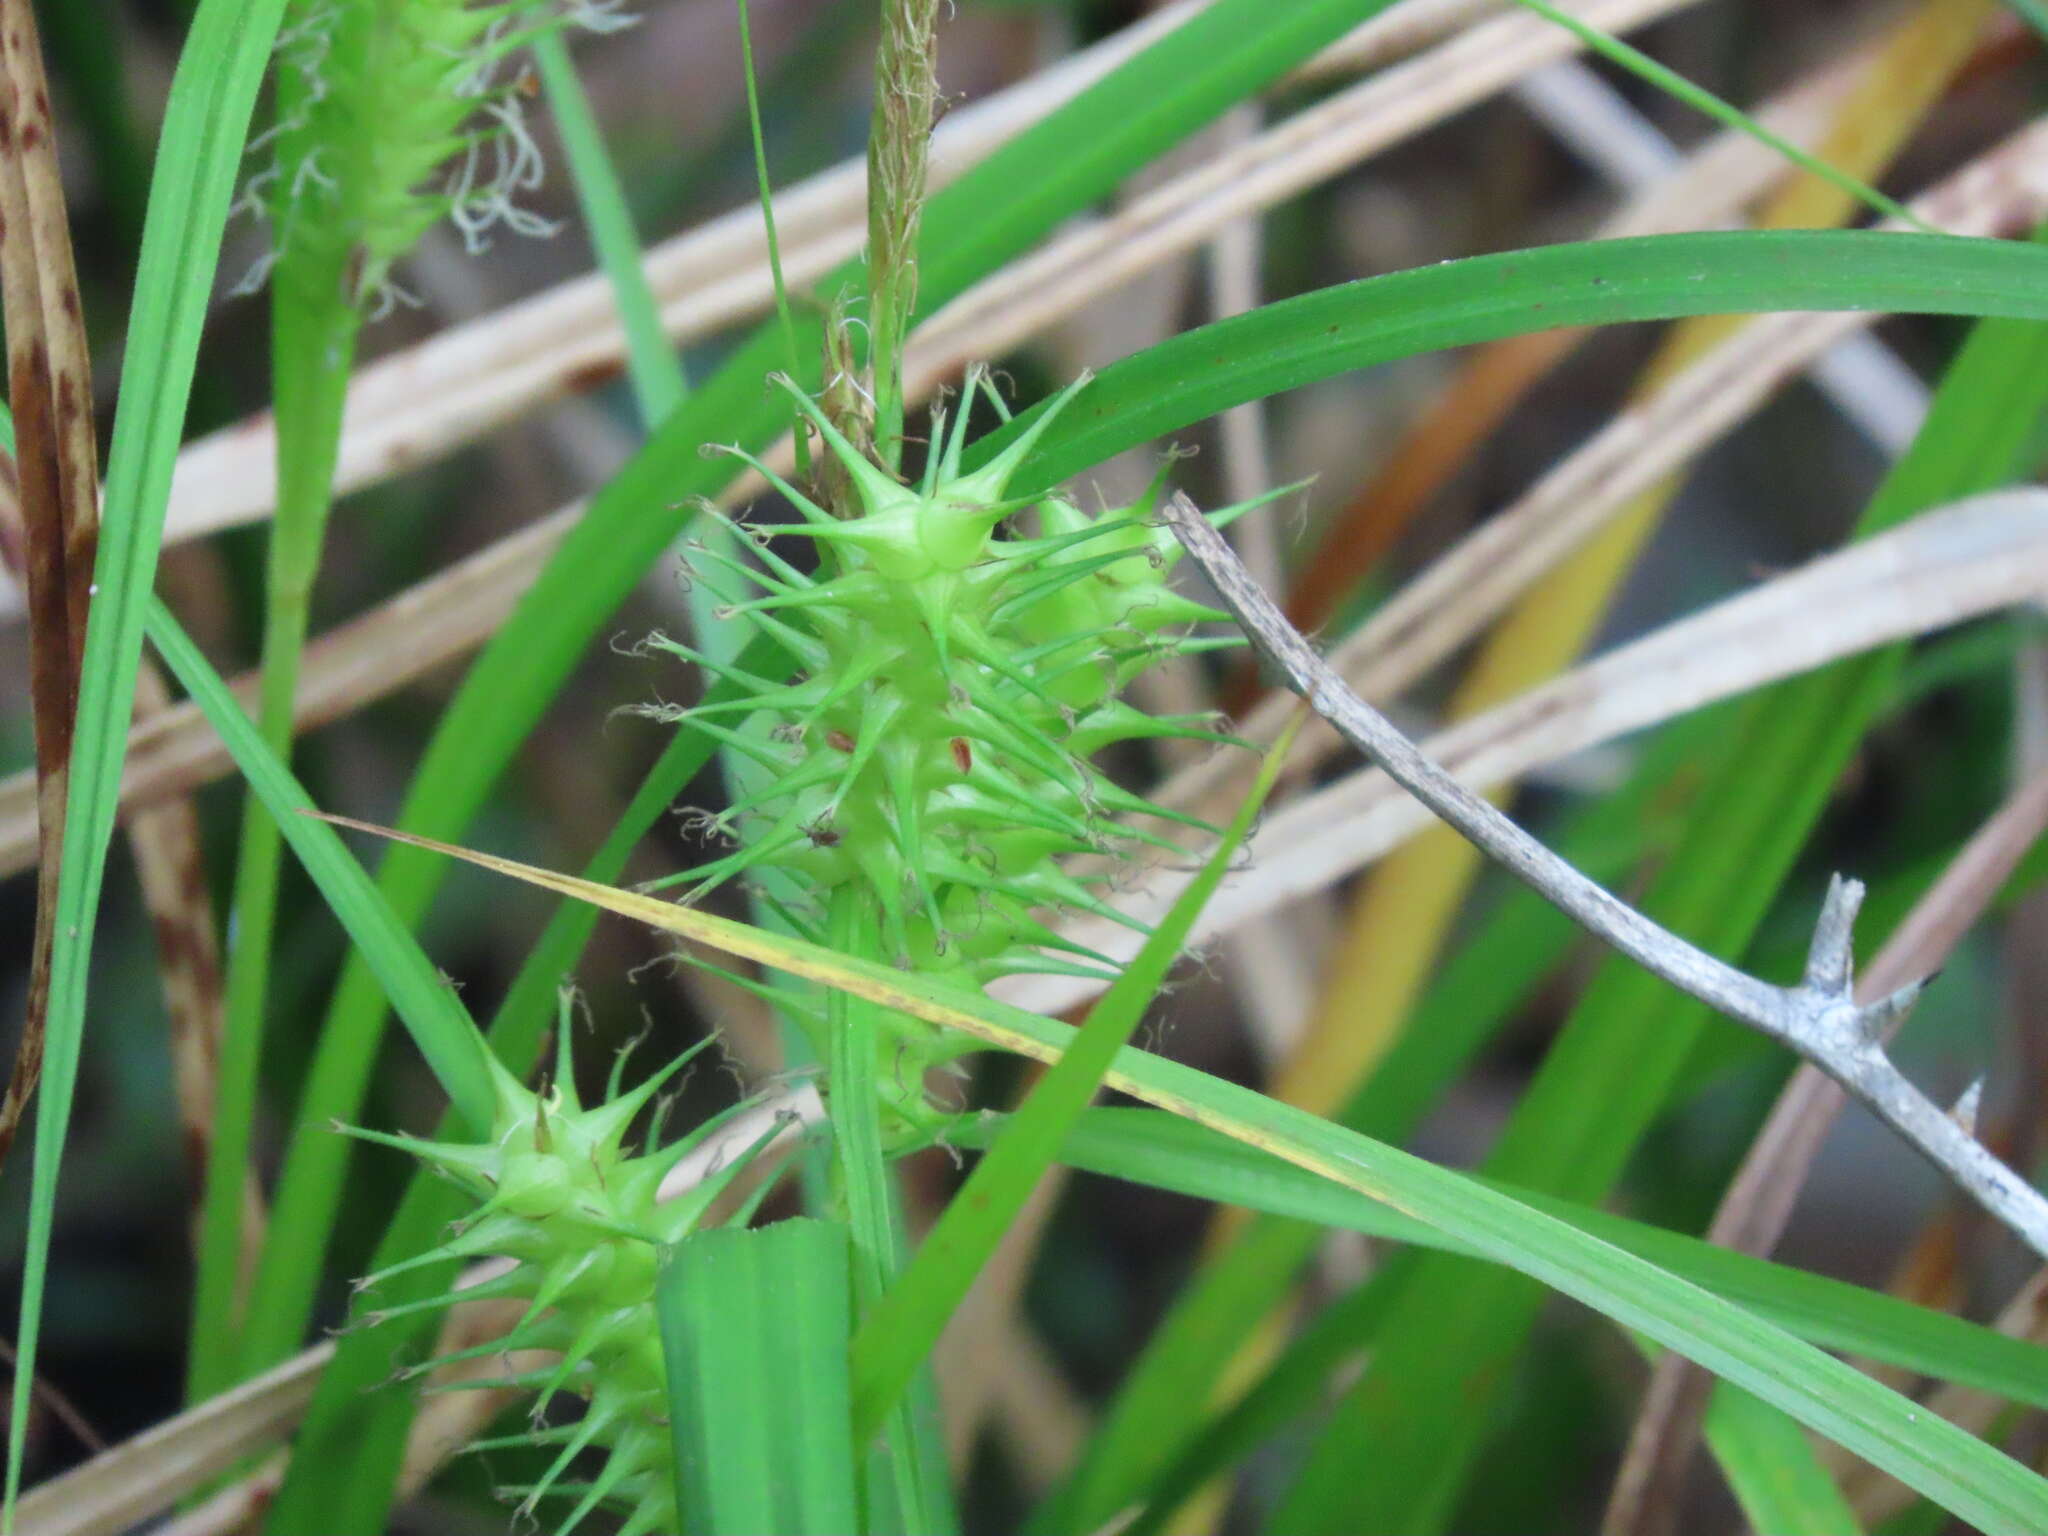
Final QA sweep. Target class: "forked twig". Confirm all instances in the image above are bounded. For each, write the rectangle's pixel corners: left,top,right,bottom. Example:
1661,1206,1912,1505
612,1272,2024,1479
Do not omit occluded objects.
1160,497,2048,1261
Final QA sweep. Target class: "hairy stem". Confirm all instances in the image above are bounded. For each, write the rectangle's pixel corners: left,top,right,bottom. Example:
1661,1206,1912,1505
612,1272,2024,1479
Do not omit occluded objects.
864,0,938,470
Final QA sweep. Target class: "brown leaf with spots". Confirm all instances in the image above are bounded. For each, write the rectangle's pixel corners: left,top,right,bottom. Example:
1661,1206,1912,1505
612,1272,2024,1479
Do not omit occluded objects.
0,0,103,1177
0,0,260,1279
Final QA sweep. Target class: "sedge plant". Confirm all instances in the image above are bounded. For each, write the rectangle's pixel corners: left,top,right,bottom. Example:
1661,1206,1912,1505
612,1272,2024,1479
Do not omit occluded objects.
25,2,2048,1535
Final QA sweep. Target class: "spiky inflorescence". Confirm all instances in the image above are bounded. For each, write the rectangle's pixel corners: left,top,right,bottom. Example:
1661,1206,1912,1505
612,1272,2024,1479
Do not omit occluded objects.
348,1019,782,1536
645,372,1263,1134
241,0,631,310
353,374,1261,1532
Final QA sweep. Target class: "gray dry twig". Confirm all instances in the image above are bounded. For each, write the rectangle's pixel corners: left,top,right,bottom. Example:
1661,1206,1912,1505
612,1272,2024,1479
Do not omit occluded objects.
1160,495,2048,1262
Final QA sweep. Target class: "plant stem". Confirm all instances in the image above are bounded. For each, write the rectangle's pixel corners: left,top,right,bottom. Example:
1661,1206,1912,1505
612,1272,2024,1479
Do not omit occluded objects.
824,888,952,1532
736,0,809,482
192,271,359,1403
531,28,686,424
864,0,938,472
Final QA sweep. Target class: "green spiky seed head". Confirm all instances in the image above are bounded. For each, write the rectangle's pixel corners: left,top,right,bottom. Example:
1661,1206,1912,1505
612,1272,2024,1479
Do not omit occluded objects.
348,1020,779,1536
652,372,1261,1137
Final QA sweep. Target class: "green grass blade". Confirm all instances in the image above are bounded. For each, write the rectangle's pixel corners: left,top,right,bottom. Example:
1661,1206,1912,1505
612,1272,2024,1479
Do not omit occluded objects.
1040,711,1721,1532
532,28,686,422
912,0,1401,310
7,0,290,1518
993,231,2048,492
339,830,2048,1536
735,0,807,471
1508,0,1921,228
969,1107,2048,1412
228,0,1414,1386
659,1220,860,1536
1704,1377,1864,1536
1271,239,2048,1536
848,716,1301,1438
144,602,494,1126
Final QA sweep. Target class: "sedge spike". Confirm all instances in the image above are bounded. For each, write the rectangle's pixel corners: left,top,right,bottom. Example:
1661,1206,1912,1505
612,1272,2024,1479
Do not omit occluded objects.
657,371,1245,1136
349,1019,780,1536
241,0,630,311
